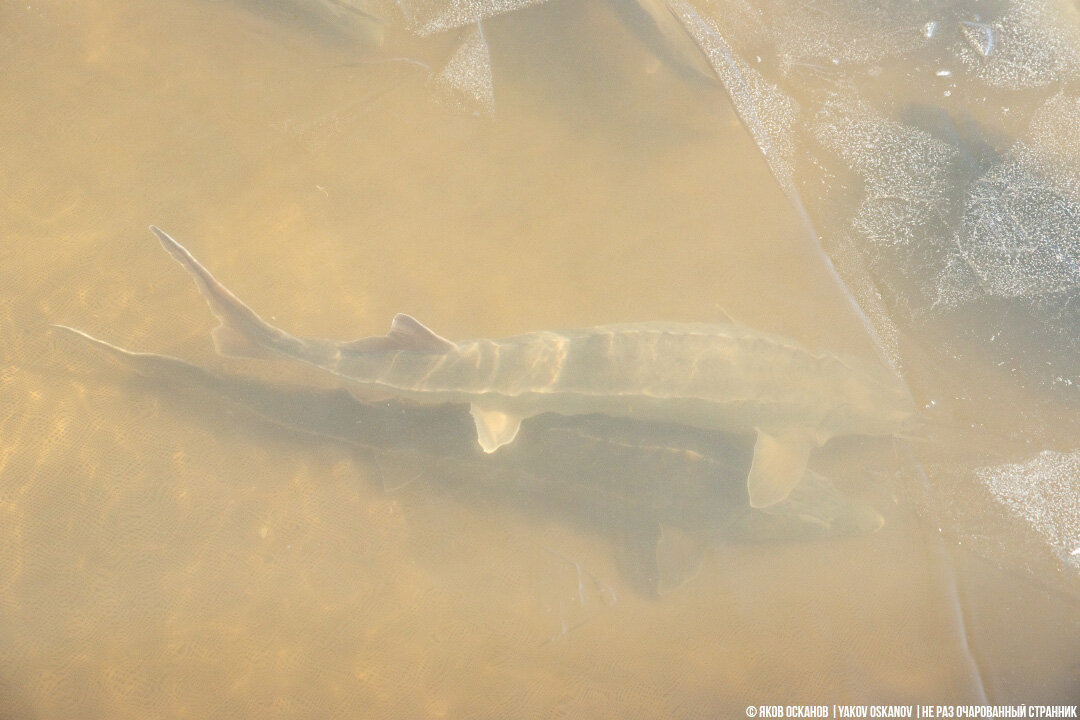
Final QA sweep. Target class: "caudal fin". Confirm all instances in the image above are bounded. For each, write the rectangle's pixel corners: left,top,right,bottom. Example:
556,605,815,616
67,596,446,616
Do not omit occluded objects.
50,324,211,382
149,226,331,364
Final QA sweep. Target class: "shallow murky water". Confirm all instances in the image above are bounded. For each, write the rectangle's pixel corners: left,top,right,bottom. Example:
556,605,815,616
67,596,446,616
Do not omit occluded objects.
2,0,1079,716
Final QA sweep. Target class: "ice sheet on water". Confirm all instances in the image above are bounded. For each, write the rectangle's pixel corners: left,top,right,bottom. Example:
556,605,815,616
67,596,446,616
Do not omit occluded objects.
977,450,1080,571
814,99,960,252
810,91,1080,385
396,0,548,36
667,0,799,194
937,92,1080,307
704,0,934,72
812,91,1080,313
806,97,971,364
429,24,495,117
724,0,1079,86
938,160,1080,304
950,0,1080,89
810,95,971,324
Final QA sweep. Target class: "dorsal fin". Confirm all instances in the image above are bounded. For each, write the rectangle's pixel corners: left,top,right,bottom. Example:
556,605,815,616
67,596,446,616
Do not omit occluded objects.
341,314,456,355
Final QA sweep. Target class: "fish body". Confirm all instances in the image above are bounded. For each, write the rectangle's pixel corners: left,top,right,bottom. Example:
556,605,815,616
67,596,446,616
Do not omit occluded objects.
333,320,909,439
149,226,914,508
52,323,885,594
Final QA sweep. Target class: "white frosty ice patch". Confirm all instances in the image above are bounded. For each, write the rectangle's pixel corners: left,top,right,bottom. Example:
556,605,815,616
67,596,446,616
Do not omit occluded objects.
397,0,548,35
811,92,1080,311
812,98,959,250
951,0,1080,89
936,92,1080,306
977,450,1080,570
429,24,495,118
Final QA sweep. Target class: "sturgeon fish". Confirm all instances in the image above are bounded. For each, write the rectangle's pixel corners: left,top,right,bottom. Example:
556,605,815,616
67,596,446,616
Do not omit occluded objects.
147,226,914,508
51,323,885,594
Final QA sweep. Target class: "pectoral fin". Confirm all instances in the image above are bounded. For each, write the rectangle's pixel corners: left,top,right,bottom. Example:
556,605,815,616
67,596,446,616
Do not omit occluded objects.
470,404,523,453
747,430,812,508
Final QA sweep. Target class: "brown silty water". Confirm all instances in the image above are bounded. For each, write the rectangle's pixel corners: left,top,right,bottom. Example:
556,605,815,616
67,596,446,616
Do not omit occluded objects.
1,0,1079,716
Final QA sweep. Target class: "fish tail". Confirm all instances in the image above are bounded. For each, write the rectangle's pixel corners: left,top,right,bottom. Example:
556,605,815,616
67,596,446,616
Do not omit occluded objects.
149,226,336,364
50,324,207,381
51,324,141,361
